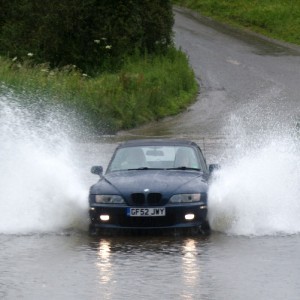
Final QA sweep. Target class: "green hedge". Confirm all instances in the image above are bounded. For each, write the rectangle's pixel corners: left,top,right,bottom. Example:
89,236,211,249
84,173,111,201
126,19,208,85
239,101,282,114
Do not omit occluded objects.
0,0,174,72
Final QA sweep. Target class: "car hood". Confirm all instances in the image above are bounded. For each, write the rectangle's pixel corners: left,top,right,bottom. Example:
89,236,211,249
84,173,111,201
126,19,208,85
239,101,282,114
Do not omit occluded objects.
90,169,208,196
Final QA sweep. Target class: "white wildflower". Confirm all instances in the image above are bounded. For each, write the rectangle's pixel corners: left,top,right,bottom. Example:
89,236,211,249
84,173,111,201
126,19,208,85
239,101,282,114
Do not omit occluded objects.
105,45,112,49
27,53,34,57
94,40,100,44
12,57,18,62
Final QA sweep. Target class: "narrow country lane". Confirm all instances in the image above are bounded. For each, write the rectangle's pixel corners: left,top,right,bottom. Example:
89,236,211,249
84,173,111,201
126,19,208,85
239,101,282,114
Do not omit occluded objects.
127,7,300,145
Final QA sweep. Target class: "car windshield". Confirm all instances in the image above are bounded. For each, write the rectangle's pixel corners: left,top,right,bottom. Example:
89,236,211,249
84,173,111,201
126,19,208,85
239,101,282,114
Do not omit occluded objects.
107,145,202,172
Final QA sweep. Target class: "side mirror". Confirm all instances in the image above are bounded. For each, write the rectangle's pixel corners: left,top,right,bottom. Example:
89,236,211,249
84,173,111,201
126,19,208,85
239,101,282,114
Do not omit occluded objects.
209,164,220,173
91,166,103,176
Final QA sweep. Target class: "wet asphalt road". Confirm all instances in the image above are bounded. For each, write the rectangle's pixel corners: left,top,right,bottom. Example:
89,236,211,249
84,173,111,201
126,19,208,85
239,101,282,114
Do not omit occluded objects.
128,7,300,148
1,6,300,300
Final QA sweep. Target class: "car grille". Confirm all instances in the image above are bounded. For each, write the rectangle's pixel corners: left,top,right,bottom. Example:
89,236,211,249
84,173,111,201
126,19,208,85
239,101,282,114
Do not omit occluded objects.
131,193,145,205
131,193,163,206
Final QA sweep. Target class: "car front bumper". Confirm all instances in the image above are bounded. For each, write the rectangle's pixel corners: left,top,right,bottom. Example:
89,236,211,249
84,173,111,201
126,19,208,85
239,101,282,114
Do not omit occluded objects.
89,204,208,229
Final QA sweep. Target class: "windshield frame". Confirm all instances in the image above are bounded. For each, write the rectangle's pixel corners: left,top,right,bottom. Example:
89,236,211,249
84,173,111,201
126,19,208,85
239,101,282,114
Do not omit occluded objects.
106,145,206,173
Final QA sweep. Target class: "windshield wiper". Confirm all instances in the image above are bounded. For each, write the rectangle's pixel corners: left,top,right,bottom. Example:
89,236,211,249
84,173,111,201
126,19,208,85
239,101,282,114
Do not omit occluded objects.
166,166,201,171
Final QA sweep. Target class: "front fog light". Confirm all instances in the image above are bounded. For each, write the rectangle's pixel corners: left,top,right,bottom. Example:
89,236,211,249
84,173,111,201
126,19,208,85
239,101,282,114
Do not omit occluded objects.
100,215,110,221
185,213,195,220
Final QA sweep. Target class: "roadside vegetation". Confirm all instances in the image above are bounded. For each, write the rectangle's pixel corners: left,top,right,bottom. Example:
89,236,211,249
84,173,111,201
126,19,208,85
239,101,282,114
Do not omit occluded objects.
0,49,197,132
0,1,198,133
173,0,300,45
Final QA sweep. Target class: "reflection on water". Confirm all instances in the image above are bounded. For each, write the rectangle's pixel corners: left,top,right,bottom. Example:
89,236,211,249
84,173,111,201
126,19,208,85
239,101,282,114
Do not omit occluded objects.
181,239,199,300
91,236,211,300
1,233,299,300
96,239,113,299
97,239,112,284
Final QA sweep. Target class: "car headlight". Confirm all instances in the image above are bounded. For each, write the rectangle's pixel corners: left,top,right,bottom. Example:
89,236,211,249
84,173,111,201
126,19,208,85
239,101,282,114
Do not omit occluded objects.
95,195,125,204
169,193,201,203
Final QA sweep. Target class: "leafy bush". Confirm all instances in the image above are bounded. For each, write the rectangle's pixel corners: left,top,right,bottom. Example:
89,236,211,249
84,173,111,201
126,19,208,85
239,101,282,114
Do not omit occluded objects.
0,0,174,72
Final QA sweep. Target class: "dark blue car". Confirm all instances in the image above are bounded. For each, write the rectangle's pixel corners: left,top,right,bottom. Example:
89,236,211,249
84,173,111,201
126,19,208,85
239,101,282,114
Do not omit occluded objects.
89,139,216,235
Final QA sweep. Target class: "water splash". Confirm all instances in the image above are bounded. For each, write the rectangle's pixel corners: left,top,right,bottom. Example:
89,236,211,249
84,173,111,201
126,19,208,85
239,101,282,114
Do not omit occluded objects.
0,88,88,234
208,107,300,236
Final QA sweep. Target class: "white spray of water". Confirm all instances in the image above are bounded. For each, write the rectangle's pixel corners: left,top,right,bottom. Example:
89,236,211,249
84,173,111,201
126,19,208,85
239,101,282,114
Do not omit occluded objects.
0,89,88,234
208,105,300,236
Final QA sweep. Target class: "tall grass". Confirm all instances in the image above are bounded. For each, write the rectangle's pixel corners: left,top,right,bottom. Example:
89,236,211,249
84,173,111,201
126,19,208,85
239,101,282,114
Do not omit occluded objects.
0,47,198,132
173,0,300,45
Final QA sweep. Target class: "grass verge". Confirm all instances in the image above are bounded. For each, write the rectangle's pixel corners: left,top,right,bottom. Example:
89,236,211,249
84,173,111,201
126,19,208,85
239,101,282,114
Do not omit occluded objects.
0,47,198,133
173,0,300,45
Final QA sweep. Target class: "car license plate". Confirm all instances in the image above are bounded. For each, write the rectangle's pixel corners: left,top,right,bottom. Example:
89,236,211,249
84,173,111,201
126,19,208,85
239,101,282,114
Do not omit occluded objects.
127,207,165,217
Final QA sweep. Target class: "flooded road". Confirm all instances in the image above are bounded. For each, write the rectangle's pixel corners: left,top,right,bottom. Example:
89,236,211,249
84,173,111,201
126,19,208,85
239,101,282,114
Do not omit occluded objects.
1,7,300,300
3,234,300,300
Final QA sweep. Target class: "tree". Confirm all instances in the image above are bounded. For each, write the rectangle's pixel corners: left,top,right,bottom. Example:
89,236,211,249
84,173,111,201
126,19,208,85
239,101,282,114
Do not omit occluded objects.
0,0,174,72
